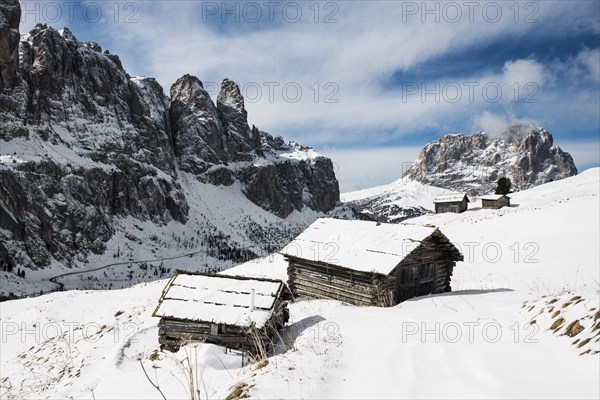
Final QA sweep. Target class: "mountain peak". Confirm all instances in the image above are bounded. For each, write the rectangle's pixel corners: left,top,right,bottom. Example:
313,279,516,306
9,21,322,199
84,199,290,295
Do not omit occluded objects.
217,78,244,107
0,7,341,273
403,127,577,194
217,78,249,137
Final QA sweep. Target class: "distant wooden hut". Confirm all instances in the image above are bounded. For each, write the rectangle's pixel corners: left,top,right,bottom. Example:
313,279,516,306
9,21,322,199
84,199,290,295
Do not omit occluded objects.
282,218,463,307
153,271,289,352
433,193,470,213
481,194,511,209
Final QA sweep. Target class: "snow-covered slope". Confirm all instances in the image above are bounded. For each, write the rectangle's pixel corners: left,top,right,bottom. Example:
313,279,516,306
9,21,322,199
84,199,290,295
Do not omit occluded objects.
1,169,598,399
0,172,340,298
342,178,453,222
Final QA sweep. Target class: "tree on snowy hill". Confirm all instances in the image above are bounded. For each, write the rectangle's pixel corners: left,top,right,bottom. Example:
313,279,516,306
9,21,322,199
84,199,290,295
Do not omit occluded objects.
495,177,512,195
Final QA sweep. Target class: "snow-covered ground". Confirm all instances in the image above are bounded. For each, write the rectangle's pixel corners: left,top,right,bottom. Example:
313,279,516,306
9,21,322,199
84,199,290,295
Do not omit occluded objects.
341,178,454,222
1,169,598,399
341,178,450,208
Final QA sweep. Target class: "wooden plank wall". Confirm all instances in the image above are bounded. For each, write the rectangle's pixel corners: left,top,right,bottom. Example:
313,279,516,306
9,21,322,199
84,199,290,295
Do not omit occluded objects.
287,257,388,306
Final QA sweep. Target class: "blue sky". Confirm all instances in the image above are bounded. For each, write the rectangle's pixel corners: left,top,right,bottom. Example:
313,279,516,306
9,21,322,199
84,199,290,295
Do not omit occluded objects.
19,0,600,191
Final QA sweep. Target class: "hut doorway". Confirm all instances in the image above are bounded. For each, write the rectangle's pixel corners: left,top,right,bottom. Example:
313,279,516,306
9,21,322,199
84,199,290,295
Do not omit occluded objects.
397,262,436,302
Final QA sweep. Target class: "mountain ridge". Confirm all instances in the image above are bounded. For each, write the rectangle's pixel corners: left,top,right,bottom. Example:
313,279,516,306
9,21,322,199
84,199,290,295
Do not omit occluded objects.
403,124,577,195
0,4,341,280
344,124,578,222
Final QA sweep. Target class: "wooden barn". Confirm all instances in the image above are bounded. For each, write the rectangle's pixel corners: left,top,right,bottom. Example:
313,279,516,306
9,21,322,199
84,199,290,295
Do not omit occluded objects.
153,271,289,352
481,194,511,209
282,218,463,307
433,193,470,213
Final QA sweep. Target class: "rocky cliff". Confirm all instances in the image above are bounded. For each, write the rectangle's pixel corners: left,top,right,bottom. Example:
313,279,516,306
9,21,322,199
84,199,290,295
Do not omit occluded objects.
0,0,20,90
168,74,338,217
0,4,340,278
403,124,577,195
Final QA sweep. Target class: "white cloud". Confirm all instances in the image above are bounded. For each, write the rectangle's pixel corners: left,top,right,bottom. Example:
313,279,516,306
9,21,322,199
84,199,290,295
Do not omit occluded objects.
471,111,541,138
472,111,511,136
89,1,598,145
502,59,546,88
576,49,600,83
546,48,600,85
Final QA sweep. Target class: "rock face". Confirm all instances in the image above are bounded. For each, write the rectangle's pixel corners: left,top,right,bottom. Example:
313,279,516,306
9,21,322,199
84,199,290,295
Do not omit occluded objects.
168,74,339,216
0,0,20,90
0,10,340,273
403,124,578,194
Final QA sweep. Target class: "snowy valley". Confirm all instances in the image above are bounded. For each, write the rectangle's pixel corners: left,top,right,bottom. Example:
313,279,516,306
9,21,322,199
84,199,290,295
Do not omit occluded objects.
1,169,598,399
0,12,346,299
1,1,599,399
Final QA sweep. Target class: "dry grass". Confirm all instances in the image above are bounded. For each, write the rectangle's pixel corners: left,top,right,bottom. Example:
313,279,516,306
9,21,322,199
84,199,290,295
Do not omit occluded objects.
551,318,565,331
148,351,159,361
577,338,592,348
530,294,600,356
564,320,584,337
225,382,250,400
254,359,269,370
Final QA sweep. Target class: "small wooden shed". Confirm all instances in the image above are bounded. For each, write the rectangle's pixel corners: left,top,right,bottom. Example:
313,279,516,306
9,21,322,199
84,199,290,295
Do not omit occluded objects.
153,271,289,352
282,218,463,307
481,194,511,209
433,193,470,213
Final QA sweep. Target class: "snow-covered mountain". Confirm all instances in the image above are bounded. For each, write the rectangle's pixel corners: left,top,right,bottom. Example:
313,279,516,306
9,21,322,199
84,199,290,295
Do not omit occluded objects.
342,179,453,222
403,124,577,195
0,1,341,290
2,169,598,399
344,124,578,222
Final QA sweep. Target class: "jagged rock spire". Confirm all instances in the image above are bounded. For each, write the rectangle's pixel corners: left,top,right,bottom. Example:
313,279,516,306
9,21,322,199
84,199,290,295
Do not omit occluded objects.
217,78,250,137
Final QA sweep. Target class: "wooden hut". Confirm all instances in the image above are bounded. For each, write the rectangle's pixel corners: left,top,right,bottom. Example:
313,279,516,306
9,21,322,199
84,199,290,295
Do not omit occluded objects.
153,271,289,352
433,193,470,213
282,218,463,307
481,194,510,209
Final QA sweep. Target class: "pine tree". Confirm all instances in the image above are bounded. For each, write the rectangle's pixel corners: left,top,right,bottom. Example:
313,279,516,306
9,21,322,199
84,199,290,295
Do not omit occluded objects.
495,177,512,195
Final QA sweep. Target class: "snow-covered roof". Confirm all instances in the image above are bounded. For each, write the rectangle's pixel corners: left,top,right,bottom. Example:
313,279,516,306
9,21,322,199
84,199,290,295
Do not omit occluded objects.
153,272,285,329
280,218,438,275
433,193,470,203
480,194,510,200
